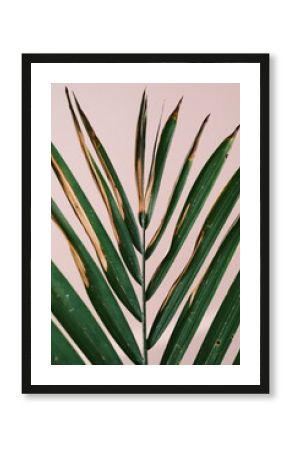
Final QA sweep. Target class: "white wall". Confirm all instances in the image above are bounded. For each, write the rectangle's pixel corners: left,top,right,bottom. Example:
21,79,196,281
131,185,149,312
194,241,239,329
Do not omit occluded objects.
0,1,286,449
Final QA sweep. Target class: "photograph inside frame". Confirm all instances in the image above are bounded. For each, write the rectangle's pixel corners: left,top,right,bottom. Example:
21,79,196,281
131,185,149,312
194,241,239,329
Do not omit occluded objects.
51,83,240,366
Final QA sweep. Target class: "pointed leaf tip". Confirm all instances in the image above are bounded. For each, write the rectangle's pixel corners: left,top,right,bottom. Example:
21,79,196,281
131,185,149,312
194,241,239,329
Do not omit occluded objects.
72,91,79,105
172,97,183,119
187,113,211,160
65,87,71,105
72,92,87,120
198,113,210,129
229,125,240,140
72,92,85,118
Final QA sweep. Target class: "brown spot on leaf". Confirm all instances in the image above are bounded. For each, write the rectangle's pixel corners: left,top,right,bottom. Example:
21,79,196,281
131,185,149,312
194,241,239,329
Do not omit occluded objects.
72,91,125,219
69,244,89,289
65,88,121,246
188,113,210,162
174,203,190,235
171,97,183,120
51,155,108,271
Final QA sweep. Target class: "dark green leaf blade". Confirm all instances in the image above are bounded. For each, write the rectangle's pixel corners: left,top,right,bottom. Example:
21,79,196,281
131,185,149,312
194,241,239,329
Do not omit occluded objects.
51,143,141,319
146,126,239,300
51,321,85,365
147,170,240,349
145,114,210,259
160,218,240,364
52,200,143,365
135,89,147,226
89,153,141,284
52,262,122,365
193,272,240,365
70,89,142,252
233,351,240,365
63,90,141,283
145,104,163,216
144,98,183,227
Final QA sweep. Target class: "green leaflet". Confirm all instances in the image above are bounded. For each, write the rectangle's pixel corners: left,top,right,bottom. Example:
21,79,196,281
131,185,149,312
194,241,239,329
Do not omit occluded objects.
160,218,240,364
146,126,239,300
51,321,85,365
147,170,240,349
135,90,147,227
145,114,210,259
70,89,142,252
64,90,141,284
51,143,141,318
233,351,240,365
193,273,240,365
51,262,122,365
51,200,143,365
142,104,163,225
89,153,141,284
144,98,182,227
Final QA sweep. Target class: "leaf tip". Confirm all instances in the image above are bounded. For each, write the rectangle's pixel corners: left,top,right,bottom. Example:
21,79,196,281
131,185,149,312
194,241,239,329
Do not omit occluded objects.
65,87,73,111
229,124,240,140
188,113,210,160
65,86,70,101
72,91,79,106
172,96,183,120
204,113,211,123
71,91,82,115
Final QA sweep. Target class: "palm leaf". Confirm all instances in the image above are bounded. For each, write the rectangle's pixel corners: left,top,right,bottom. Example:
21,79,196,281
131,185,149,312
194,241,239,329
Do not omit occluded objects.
51,143,140,312
64,90,141,283
146,126,240,300
144,98,182,227
51,321,85,365
145,114,210,259
147,169,240,349
51,262,122,365
160,218,240,364
52,199,143,364
52,87,240,366
69,89,142,251
135,89,147,226
193,272,240,365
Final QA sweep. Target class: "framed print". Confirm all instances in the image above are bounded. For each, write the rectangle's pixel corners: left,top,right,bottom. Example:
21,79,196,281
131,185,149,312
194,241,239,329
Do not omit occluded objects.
22,53,269,394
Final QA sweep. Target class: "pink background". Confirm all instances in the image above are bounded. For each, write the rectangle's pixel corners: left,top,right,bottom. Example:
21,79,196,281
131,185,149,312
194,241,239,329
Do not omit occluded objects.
51,83,240,365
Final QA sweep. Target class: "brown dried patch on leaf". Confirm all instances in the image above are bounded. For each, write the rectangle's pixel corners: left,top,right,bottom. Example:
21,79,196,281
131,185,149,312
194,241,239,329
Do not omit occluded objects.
214,339,221,348
174,203,190,235
228,125,240,142
188,114,210,162
171,97,183,121
69,244,90,288
65,88,121,245
72,91,125,219
51,156,108,272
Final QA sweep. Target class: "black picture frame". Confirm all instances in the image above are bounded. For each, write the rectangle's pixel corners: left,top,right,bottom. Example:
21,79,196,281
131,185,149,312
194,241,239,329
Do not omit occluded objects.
22,53,269,394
